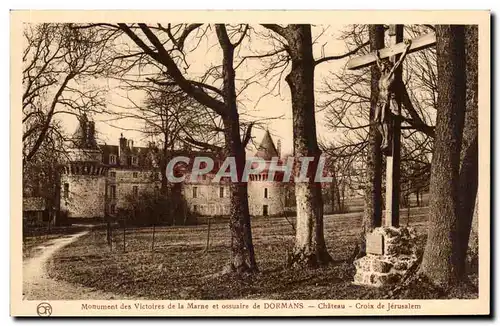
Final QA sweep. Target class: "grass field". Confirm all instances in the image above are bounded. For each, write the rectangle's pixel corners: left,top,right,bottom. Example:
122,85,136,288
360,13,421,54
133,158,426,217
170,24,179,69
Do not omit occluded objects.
47,206,477,300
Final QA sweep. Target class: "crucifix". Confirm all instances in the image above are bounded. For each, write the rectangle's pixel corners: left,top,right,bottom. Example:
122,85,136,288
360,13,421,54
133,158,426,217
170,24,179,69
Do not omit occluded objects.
347,25,436,228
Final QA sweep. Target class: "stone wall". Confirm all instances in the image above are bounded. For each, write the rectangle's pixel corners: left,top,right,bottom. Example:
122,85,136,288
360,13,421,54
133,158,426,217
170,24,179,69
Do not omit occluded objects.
182,182,231,216
60,174,106,219
353,227,418,287
247,181,286,216
110,168,160,210
182,180,287,217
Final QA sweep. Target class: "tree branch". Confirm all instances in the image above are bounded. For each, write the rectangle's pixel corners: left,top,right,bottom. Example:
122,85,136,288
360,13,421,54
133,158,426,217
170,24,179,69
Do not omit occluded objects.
24,72,75,163
241,122,254,147
183,136,223,152
401,84,435,138
315,41,369,66
119,23,228,116
233,24,249,48
261,24,288,38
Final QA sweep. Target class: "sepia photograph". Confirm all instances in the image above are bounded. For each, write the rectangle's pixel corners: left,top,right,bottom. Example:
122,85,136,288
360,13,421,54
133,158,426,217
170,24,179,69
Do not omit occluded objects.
11,10,490,316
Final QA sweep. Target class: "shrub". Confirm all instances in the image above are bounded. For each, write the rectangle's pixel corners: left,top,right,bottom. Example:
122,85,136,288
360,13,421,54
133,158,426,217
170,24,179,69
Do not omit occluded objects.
116,191,197,227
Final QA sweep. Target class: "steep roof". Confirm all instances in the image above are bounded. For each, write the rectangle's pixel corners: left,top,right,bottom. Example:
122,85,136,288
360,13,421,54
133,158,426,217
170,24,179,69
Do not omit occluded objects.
72,114,98,149
255,130,279,160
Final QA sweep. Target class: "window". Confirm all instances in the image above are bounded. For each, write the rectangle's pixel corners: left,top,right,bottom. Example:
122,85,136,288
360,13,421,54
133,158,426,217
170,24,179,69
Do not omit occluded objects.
133,186,138,197
263,205,269,216
109,171,116,178
264,188,268,199
109,185,116,199
219,186,224,198
63,183,69,199
110,204,116,214
132,156,138,166
133,172,138,178
193,187,198,198
109,154,116,164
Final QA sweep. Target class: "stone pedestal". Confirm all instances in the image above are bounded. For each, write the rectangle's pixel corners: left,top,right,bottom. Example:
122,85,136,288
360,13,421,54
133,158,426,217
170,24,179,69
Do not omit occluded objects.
353,226,418,287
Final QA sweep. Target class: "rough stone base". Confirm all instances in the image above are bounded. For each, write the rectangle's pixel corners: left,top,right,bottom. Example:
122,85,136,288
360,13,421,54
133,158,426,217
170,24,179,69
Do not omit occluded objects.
353,226,418,287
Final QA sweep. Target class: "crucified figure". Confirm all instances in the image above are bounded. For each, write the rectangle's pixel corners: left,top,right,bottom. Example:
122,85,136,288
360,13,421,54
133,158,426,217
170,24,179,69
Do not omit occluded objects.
375,39,412,155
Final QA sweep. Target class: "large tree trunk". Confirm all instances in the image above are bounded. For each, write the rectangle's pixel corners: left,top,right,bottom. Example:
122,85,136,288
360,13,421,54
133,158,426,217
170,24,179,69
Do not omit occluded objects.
217,25,257,273
456,25,479,276
359,24,384,257
420,25,467,288
467,194,479,269
285,25,332,267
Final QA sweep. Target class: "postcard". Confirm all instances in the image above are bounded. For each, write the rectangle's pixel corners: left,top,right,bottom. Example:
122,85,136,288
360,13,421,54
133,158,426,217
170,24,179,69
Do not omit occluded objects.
11,10,490,316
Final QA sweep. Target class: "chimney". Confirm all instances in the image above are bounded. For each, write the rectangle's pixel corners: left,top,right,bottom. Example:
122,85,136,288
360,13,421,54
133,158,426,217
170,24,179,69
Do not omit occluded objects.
277,139,281,158
87,121,97,148
119,133,127,161
128,139,134,150
80,115,88,147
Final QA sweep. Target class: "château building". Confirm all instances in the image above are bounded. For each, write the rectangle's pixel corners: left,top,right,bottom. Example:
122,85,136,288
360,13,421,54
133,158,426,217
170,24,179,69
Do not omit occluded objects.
59,115,290,220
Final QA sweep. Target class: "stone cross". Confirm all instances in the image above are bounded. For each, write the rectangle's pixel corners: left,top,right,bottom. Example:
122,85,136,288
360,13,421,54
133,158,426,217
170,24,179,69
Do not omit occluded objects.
347,25,436,227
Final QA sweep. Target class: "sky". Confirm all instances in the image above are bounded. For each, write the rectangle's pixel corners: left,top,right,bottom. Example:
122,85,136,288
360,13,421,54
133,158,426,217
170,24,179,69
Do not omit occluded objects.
62,24,355,156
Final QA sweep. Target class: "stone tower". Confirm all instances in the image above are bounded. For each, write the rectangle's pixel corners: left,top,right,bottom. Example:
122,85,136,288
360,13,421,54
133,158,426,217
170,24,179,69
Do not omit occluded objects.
59,114,108,220
248,130,286,216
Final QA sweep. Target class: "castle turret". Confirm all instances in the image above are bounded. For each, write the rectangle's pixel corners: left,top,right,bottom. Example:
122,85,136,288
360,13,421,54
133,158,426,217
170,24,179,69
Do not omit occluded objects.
248,129,285,217
60,114,108,220
72,114,88,148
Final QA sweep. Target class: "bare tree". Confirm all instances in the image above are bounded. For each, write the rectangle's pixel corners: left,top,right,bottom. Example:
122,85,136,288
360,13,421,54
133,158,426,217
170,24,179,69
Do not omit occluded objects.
321,24,436,207
259,24,333,266
106,23,257,274
23,23,115,164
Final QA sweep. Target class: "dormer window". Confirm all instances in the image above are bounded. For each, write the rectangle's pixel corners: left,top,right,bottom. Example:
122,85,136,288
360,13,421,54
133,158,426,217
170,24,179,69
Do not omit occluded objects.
109,154,117,165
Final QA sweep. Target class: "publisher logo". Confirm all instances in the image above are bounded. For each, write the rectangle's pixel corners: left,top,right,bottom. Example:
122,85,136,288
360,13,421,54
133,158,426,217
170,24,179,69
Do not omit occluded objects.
37,302,52,317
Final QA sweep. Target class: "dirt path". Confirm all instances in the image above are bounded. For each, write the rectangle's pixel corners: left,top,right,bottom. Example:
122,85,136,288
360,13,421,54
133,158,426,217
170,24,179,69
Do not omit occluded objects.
23,230,136,300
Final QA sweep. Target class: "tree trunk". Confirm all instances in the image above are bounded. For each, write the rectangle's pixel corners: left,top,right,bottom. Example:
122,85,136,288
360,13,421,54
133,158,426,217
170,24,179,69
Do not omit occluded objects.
467,194,479,269
360,24,384,257
285,25,332,267
217,25,257,273
159,132,170,222
223,117,257,273
420,25,467,288
456,25,478,276
330,172,337,213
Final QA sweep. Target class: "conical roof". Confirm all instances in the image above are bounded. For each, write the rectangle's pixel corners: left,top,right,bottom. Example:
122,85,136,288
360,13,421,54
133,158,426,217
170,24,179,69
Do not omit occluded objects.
71,113,98,149
71,114,88,148
255,130,279,160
